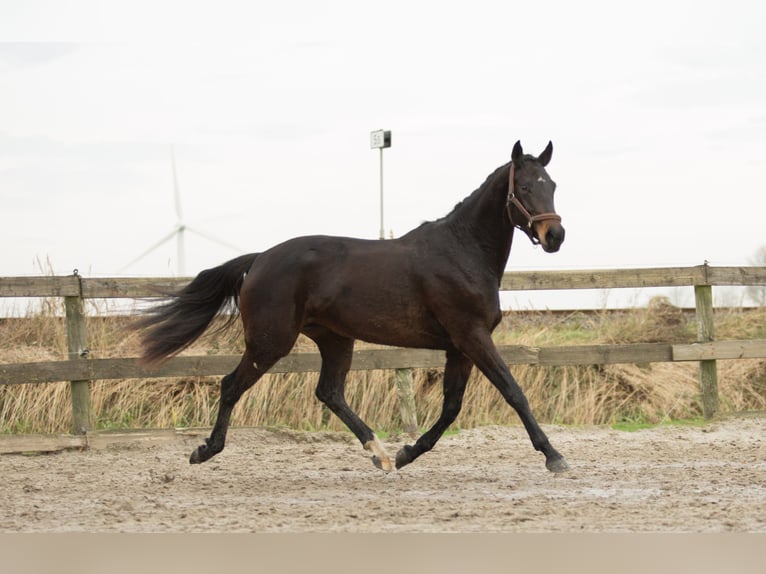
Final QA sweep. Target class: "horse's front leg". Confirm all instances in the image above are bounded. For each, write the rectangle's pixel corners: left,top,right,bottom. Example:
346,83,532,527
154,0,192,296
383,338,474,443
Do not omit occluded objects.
459,330,569,473
395,350,473,469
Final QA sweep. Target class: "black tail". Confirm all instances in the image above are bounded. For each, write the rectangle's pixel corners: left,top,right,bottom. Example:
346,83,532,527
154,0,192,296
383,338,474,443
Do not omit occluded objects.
135,253,258,365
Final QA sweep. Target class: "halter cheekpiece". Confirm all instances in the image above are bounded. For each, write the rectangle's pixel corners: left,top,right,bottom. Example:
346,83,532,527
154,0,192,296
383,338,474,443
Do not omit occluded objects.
505,162,562,244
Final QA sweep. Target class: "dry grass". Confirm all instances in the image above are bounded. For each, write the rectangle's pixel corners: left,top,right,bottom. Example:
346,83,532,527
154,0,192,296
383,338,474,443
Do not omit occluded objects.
1,298,765,434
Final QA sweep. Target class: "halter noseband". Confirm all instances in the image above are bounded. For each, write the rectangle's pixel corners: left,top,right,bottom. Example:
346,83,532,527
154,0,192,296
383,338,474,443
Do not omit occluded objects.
505,162,562,244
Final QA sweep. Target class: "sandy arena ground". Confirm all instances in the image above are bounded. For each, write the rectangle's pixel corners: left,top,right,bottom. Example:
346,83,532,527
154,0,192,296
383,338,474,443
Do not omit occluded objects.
2,416,765,533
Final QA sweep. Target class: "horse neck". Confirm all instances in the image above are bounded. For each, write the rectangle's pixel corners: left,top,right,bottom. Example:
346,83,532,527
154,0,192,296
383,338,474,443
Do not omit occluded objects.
448,165,515,280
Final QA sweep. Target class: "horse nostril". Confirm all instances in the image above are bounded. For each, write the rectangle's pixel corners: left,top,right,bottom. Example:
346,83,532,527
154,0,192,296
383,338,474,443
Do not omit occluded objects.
546,226,565,249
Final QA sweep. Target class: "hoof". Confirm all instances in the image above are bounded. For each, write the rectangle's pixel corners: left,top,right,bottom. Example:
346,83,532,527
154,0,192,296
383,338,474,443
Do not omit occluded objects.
189,441,216,465
189,446,204,464
372,455,394,472
546,455,570,473
395,444,415,469
364,436,393,472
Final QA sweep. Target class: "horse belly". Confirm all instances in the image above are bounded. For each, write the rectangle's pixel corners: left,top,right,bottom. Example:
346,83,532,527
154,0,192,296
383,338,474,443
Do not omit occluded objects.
307,289,450,349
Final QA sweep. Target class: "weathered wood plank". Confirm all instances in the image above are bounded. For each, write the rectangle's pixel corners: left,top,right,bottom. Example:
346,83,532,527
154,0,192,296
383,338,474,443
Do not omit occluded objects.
500,266,708,291
0,361,81,384
705,266,766,286
538,343,673,365
0,343,689,386
498,345,540,365
350,348,442,370
673,340,766,361
0,433,85,454
2,267,766,300
84,429,185,449
79,266,766,298
0,356,240,385
0,349,444,384
81,277,191,299
0,276,81,297
0,429,189,454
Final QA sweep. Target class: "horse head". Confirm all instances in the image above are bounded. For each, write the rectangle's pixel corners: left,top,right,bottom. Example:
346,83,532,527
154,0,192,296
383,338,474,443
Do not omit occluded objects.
507,140,565,253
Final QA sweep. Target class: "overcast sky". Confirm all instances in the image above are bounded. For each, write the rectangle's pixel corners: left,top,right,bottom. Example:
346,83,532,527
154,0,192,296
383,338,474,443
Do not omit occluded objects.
1,0,764,308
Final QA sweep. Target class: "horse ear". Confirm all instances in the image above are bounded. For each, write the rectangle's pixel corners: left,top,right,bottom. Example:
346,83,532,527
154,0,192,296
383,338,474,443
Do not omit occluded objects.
538,141,553,166
512,140,523,162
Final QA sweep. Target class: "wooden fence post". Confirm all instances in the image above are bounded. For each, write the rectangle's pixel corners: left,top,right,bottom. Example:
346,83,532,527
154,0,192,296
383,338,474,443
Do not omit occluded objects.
395,368,419,438
64,271,92,434
694,274,718,419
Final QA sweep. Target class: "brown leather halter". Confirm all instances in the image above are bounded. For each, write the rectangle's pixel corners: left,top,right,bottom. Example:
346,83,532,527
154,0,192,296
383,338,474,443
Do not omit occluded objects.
505,162,562,244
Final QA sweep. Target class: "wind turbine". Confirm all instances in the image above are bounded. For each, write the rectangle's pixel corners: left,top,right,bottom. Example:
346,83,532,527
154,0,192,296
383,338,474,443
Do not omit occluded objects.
121,147,243,276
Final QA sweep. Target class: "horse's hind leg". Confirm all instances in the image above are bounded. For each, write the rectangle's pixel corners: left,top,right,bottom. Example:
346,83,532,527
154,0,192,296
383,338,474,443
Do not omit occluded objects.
395,349,473,469
189,353,272,464
310,330,394,471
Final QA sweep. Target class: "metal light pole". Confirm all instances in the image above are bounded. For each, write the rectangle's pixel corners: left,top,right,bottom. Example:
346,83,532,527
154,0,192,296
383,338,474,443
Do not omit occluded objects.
369,129,417,436
370,129,391,239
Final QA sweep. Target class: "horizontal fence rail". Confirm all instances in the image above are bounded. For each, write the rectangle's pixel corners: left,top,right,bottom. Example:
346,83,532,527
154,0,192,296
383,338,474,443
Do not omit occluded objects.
3,264,766,298
1,264,766,434
4,341,766,386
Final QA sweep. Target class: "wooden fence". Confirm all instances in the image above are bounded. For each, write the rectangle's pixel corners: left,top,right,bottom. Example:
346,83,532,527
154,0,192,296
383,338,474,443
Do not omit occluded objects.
1,264,766,435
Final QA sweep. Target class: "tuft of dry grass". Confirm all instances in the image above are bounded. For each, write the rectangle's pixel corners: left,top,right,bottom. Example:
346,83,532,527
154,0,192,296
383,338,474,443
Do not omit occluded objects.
1,298,765,434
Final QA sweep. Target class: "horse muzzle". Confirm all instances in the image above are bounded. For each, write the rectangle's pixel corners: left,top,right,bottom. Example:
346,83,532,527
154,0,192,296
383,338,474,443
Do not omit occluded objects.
535,220,565,253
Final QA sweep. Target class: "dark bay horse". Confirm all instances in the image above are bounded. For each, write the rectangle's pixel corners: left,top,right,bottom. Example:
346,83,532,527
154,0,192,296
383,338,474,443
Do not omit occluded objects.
137,140,569,473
